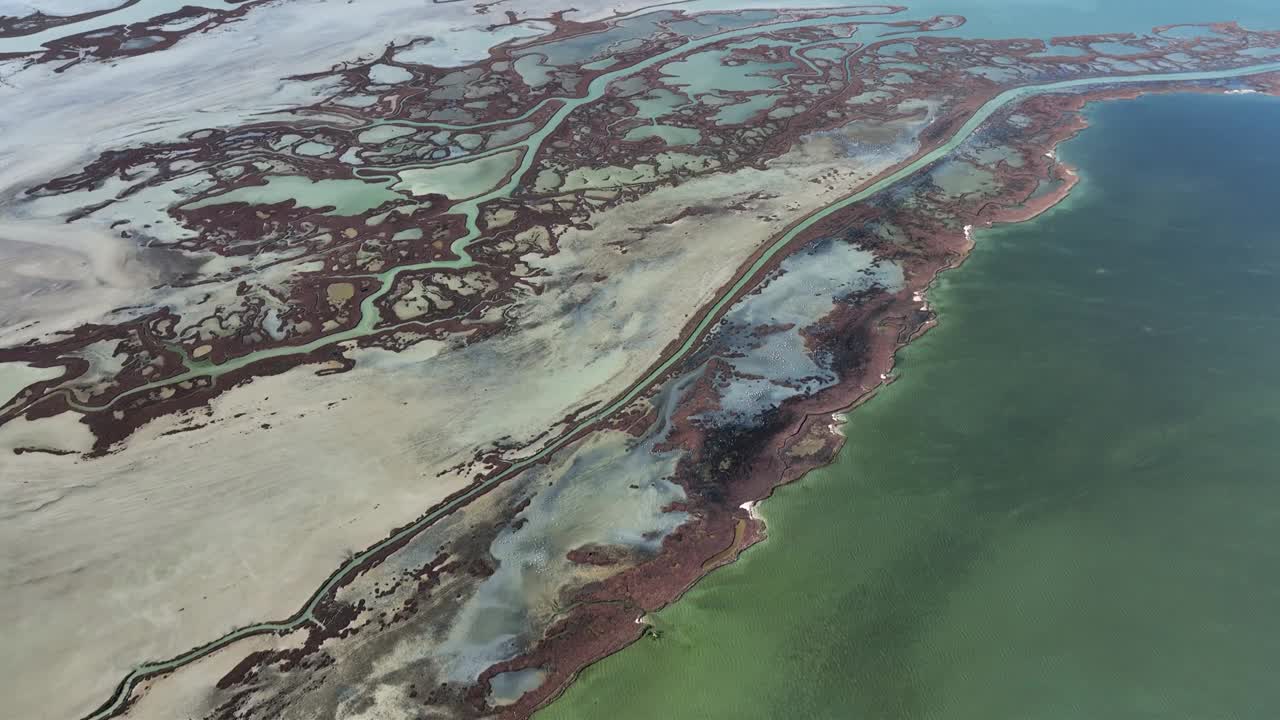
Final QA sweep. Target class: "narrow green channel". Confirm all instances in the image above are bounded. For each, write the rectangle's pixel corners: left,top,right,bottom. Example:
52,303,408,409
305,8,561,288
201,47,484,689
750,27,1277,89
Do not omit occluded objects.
543,93,1280,719
70,47,1280,411
79,52,1280,720
84,67,1280,720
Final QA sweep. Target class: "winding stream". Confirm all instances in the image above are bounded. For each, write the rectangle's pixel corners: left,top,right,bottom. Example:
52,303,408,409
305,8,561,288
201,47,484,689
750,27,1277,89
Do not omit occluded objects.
70,10,913,411
0,0,237,54
74,23,1280,720
63,9,1280,411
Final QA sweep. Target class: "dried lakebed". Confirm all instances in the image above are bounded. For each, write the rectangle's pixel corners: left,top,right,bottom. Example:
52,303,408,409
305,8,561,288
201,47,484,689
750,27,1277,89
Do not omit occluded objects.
4,6,1280,720
75,60,1280,720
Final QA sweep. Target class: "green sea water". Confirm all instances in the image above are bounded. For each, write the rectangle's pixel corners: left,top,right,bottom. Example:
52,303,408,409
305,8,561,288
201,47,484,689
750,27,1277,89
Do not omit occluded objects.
542,93,1280,719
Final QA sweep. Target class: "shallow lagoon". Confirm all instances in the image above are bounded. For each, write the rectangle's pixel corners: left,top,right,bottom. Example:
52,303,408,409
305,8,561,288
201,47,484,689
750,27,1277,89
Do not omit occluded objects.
543,93,1280,720
677,0,1280,39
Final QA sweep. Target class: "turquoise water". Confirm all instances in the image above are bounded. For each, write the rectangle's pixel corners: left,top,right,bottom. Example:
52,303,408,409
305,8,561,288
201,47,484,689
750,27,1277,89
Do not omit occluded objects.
904,0,1280,37
681,0,1280,38
3,0,1276,56
543,93,1280,720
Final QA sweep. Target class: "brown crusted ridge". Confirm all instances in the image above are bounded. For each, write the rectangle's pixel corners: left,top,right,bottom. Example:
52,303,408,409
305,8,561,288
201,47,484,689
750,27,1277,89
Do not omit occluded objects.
0,0,278,68
472,75,1280,718
36,17,1280,718
0,0,140,39
17,14,1279,447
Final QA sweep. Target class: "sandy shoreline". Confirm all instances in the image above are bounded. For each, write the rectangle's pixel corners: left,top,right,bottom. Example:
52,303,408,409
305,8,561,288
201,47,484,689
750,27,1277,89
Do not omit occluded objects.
56,76,1280,720
6,5,1280,713
500,78,1280,719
